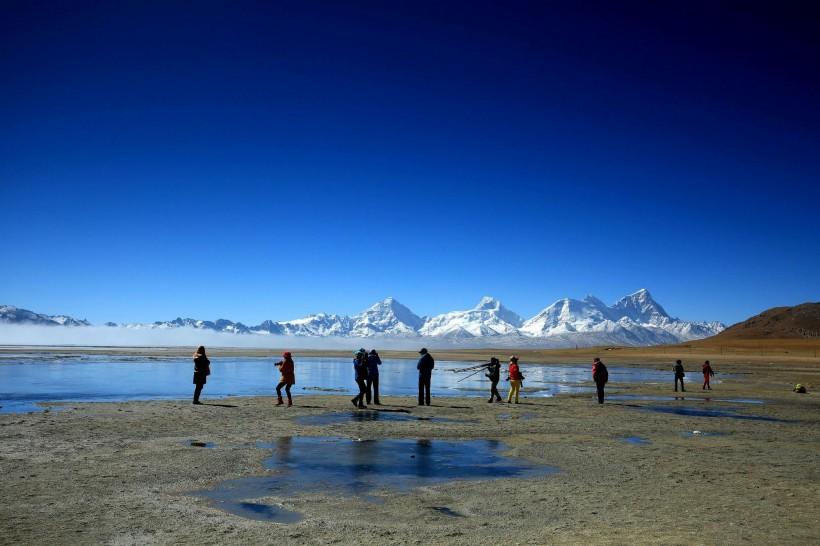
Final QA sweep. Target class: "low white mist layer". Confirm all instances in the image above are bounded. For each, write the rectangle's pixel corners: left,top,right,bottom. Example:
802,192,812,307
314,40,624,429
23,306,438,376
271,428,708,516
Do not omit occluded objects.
0,324,431,350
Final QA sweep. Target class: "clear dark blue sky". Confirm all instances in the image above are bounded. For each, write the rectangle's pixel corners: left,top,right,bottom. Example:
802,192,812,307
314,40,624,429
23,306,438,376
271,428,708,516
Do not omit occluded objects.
1,1,818,325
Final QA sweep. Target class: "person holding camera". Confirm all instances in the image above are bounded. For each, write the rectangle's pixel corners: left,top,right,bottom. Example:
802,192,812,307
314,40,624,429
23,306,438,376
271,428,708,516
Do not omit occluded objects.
486,357,502,403
275,351,296,406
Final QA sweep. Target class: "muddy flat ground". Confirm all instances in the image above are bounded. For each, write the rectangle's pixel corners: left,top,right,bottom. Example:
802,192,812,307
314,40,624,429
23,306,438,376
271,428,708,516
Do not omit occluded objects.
1,348,819,545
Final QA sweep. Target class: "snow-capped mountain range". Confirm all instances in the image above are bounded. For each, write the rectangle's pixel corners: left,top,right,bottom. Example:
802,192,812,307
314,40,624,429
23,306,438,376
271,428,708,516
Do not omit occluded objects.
0,290,725,346
0,305,91,327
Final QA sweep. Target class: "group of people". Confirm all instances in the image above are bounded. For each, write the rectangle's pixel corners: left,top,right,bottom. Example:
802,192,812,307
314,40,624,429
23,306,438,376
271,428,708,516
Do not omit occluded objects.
672,359,716,392
351,348,383,408
191,347,717,406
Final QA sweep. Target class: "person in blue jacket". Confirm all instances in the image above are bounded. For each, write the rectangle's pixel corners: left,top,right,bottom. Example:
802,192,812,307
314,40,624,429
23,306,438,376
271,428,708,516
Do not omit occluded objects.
351,349,369,409
417,347,435,406
365,349,382,405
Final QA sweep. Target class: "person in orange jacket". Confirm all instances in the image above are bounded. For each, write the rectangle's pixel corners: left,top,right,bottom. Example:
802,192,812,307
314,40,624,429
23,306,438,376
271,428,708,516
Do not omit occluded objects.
702,360,715,390
506,356,524,404
275,351,296,406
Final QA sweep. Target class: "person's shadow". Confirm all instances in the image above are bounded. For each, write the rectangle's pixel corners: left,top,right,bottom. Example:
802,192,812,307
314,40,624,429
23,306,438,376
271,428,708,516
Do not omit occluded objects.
200,402,238,408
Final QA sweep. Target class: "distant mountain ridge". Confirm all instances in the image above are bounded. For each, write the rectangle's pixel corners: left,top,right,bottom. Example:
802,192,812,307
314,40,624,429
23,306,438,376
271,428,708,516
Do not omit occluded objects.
0,305,90,327
706,302,820,339
0,289,726,346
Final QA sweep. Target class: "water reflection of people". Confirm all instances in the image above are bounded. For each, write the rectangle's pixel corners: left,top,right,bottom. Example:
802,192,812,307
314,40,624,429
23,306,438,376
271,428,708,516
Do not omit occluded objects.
275,352,296,406
192,346,210,405
414,439,435,478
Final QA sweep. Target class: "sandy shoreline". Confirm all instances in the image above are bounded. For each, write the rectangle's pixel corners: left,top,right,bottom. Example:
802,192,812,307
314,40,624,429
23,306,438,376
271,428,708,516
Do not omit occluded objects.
2,353,819,545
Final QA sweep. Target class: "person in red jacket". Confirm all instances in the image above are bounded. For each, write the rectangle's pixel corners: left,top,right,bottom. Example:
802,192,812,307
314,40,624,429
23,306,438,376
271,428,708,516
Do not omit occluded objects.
702,360,715,390
275,351,296,406
506,356,524,404
592,357,609,404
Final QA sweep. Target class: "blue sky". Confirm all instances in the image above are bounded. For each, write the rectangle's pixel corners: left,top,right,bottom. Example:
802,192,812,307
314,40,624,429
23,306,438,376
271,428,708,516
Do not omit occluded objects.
1,1,818,326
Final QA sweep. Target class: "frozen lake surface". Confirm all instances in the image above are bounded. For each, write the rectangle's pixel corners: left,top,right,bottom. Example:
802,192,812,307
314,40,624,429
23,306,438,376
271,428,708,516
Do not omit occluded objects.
0,353,672,412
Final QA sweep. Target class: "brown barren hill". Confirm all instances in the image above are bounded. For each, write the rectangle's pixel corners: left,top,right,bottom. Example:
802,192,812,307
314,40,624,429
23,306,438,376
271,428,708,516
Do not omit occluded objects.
709,302,820,339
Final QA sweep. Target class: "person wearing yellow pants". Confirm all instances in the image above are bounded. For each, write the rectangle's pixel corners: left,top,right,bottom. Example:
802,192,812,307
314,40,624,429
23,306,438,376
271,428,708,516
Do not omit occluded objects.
506,355,524,403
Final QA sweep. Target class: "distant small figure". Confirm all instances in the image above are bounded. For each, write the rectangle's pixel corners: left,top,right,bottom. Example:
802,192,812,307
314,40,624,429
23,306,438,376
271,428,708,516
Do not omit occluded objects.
793,383,807,393
351,349,369,409
702,360,715,390
192,346,210,405
486,357,502,403
417,348,435,406
506,356,524,404
674,360,686,392
592,357,609,404
275,351,296,406
366,349,382,405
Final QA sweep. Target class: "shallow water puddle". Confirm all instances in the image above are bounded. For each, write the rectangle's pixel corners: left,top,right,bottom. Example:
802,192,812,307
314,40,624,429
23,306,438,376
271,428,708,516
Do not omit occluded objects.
622,436,650,445
187,440,215,448
198,436,556,522
680,431,727,437
609,395,763,404
294,410,464,425
640,405,786,422
430,506,465,517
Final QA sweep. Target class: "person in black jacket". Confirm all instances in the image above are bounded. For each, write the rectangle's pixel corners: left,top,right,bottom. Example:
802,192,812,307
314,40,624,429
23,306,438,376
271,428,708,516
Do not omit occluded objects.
592,357,608,404
192,346,210,405
351,349,369,409
486,357,502,403
673,360,686,392
366,349,382,405
417,348,435,406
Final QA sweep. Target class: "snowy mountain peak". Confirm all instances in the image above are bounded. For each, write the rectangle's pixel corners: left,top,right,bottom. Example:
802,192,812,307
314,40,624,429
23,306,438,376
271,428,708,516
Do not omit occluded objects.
419,297,523,337
350,297,423,336
475,296,501,310
613,288,670,323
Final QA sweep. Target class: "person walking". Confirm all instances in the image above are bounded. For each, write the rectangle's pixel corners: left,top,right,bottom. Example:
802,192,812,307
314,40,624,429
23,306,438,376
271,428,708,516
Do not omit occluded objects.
592,357,609,404
351,349,369,408
674,360,686,392
275,351,296,406
506,356,524,404
702,360,715,390
485,357,502,403
192,346,210,405
366,349,382,405
417,348,435,406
